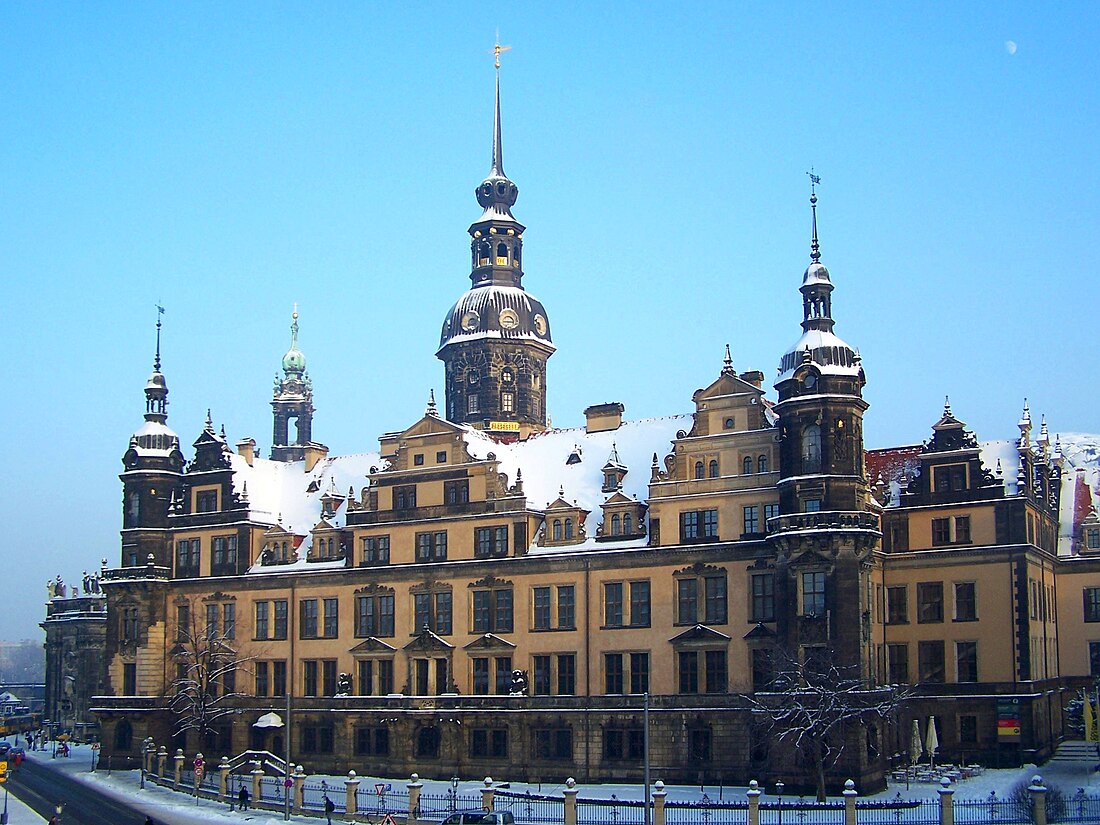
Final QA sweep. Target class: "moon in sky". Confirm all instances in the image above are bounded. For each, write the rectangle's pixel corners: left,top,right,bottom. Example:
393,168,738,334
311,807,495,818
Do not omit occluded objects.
1005,40,1018,55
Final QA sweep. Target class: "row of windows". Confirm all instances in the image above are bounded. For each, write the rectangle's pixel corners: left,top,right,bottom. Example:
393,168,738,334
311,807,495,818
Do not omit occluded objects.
885,640,979,683
692,455,771,479
174,603,237,642
359,524,513,565
679,505,780,543
174,536,238,575
886,581,977,625
931,516,971,546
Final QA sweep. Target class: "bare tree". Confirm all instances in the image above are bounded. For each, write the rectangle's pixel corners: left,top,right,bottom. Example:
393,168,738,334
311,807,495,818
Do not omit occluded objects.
166,598,258,750
747,647,911,801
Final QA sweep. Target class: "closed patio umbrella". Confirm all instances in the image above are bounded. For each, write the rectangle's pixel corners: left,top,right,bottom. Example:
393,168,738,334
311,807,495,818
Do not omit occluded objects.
926,717,939,769
910,719,924,765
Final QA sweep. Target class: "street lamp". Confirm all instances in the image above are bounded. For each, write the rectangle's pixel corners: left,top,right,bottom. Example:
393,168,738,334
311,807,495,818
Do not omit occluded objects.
775,780,784,825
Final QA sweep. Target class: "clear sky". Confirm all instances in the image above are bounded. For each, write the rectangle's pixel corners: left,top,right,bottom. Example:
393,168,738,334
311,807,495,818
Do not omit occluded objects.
4,3,1098,641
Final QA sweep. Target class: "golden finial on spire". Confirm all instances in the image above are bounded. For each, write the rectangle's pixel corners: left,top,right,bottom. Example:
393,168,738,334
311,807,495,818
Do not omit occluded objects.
491,32,511,71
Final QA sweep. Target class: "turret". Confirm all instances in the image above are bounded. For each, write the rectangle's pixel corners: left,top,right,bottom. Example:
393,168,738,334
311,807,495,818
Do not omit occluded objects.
271,305,316,461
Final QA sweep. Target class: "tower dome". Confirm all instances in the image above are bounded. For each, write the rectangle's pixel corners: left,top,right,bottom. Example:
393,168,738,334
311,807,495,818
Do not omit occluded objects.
282,306,306,377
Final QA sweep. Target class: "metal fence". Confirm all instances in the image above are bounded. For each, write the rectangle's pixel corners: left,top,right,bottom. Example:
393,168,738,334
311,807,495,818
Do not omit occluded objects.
495,790,567,824
853,797,940,825
358,780,411,817
418,791,486,819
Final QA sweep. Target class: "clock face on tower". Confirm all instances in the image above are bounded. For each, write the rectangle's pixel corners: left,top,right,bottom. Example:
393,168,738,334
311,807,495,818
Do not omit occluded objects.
499,308,519,330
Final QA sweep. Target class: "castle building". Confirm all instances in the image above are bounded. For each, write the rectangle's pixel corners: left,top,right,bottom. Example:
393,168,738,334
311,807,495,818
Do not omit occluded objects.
89,67,1100,794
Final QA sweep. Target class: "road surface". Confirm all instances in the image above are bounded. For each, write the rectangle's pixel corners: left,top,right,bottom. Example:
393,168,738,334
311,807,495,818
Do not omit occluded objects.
6,758,149,825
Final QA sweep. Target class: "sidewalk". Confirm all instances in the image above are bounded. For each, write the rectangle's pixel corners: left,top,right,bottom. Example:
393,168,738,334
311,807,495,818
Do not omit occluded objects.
1,788,48,824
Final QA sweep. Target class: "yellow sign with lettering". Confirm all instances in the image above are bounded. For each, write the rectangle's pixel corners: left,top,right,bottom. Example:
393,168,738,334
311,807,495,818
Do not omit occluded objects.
489,421,520,432
0,760,8,783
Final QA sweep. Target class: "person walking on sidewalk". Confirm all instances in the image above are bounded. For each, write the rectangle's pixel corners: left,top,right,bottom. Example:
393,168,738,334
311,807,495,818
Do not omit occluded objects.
324,795,335,825
238,785,250,810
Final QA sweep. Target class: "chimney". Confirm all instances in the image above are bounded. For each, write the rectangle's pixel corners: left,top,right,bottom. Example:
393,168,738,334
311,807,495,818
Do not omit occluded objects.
739,370,765,389
304,442,330,473
584,403,625,434
236,438,256,466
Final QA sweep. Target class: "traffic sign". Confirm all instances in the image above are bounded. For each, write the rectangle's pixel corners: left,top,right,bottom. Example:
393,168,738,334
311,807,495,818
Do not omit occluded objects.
284,778,293,788
0,761,8,784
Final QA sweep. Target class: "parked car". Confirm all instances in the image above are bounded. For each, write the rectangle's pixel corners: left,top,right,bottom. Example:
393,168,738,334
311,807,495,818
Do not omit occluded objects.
0,741,11,757
440,812,515,825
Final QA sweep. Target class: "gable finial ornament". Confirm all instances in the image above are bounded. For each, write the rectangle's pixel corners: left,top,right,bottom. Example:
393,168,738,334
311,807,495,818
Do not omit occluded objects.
722,343,735,376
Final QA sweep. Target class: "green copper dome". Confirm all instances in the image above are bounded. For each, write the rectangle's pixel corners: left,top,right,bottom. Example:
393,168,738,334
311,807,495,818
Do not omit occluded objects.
282,308,306,376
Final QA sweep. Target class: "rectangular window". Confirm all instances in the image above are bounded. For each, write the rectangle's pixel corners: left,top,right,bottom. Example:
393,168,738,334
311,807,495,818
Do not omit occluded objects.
887,586,908,624
206,603,219,639
444,480,469,504
355,594,395,637
176,539,200,577
494,656,511,695
1088,528,1100,550
932,517,951,546
355,727,390,756
212,535,238,572
176,604,191,643
959,715,978,745
414,591,452,635
678,651,699,694
196,490,218,512
304,660,319,696
322,660,337,696
300,599,318,639
557,654,576,695
918,640,946,683
272,660,287,697
223,603,236,640
764,503,780,525
322,598,338,638
468,395,480,414
501,392,514,413
705,649,727,694
273,600,288,640
1089,642,1100,678
379,659,393,694
301,726,334,755
752,573,776,622
802,571,826,616
743,505,760,535
933,464,967,492
956,641,978,682
954,582,977,621
751,648,773,691
605,653,624,694
533,729,572,760
358,660,374,696
604,729,645,761
804,499,821,512
361,535,390,565
416,531,448,562
604,582,624,627
254,601,269,640
703,509,718,538
255,661,269,697
474,525,509,558
918,582,944,623
1085,588,1100,622
679,511,699,541
704,576,727,624
473,589,514,633
888,643,909,683
533,655,551,696
630,652,649,694
557,585,575,629
629,581,651,627
394,485,417,510
470,728,509,759
955,516,971,544
123,663,137,695
472,658,490,694
678,579,698,624
689,729,712,762
533,587,551,630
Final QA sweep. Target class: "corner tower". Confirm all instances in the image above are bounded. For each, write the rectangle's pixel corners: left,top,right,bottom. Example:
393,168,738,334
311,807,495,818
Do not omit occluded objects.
271,306,315,461
436,51,555,437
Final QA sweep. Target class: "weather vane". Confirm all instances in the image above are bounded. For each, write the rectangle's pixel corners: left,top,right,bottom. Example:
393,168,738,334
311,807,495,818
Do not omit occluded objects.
807,168,821,195
491,32,511,71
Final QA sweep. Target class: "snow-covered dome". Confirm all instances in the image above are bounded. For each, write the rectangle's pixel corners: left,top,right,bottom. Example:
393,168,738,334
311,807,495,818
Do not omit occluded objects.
777,328,862,384
131,418,180,455
437,285,554,354
803,261,831,287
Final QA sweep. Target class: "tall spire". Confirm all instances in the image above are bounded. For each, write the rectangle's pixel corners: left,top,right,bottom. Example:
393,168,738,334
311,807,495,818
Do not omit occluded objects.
154,303,165,372
144,305,169,422
491,43,508,178
808,169,822,263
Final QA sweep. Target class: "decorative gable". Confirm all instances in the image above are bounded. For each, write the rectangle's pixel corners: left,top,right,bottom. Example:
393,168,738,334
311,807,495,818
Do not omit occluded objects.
669,624,732,646
540,489,590,546
596,491,647,542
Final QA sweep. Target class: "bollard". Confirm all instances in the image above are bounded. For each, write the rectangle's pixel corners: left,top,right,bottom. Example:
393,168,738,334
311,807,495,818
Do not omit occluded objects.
219,757,231,800
1028,775,1048,825
481,776,495,812
746,779,761,825
251,760,264,805
563,778,578,825
937,776,955,825
843,780,857,825
156,745,167,778
408,773,424,825
173,749,185,787
346,770,360,815
652,780,667,825
293,764,307,813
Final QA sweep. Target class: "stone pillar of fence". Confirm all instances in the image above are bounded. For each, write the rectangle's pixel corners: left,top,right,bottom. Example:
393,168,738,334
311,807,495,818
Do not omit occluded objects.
408,773,424,825
843,780,858,825
1028,775,1048,825
481,777,495,811
143,743,154,774
218,757,231,799
937,777,955,825
156,746,167,777
173,749,185,786
563,778,578,825
251,760,264,804
746,779,761,825
293,764,307,813
652,780,667,825
346,770,360,815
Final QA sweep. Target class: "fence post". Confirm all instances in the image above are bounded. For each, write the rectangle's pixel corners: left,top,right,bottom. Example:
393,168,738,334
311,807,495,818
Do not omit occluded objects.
482,776,495,811
843,779,857,825
173,749,185,786
563,777,578,825
652,780,666,825
938,777,955,825
251,760,264,805
143,743,155,774
156,745,167,778
408,773,424,825
293,764,307,813
219,756,231,800
1028,775,1048,825
346,770,360,815
746,779,761,825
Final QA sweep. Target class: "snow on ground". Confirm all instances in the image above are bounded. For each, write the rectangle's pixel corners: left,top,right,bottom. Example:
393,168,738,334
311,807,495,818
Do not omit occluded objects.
2,789,47,824
25,742,1100,825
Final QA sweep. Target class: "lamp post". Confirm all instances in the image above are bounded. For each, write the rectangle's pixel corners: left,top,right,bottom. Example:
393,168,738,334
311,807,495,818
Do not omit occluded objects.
775,780,784,825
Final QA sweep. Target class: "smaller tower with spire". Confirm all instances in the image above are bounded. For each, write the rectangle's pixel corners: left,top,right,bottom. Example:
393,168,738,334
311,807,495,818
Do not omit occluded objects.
271,306,316,462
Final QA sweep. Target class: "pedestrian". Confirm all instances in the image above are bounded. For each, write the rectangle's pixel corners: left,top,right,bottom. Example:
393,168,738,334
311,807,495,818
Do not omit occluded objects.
238,785,250,810
48,817,58,825
324,794,335,825
145,817,156,825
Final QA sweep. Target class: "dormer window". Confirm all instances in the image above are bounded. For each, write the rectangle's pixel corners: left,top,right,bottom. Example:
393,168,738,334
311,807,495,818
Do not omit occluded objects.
196,490,218,513
933,464,967,493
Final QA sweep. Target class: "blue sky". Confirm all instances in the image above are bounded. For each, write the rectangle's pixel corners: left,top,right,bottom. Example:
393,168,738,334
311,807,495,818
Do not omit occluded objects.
3,3,1097,641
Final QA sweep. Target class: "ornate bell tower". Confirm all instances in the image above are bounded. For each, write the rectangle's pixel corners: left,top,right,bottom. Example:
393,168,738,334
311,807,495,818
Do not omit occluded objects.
271,306,315,461
436,45,555,438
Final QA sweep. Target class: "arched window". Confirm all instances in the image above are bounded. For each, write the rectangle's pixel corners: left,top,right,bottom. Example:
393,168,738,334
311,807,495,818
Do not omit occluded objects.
478,241,491,264
709,460,719,478
565,519,574,539
115,719,133,751
623,514,633,534
743,456,753,475
611,514,621,536
496,243,508,265
758,454,769,474
553,520,562,541
694,462,705,479
802,425,822,473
